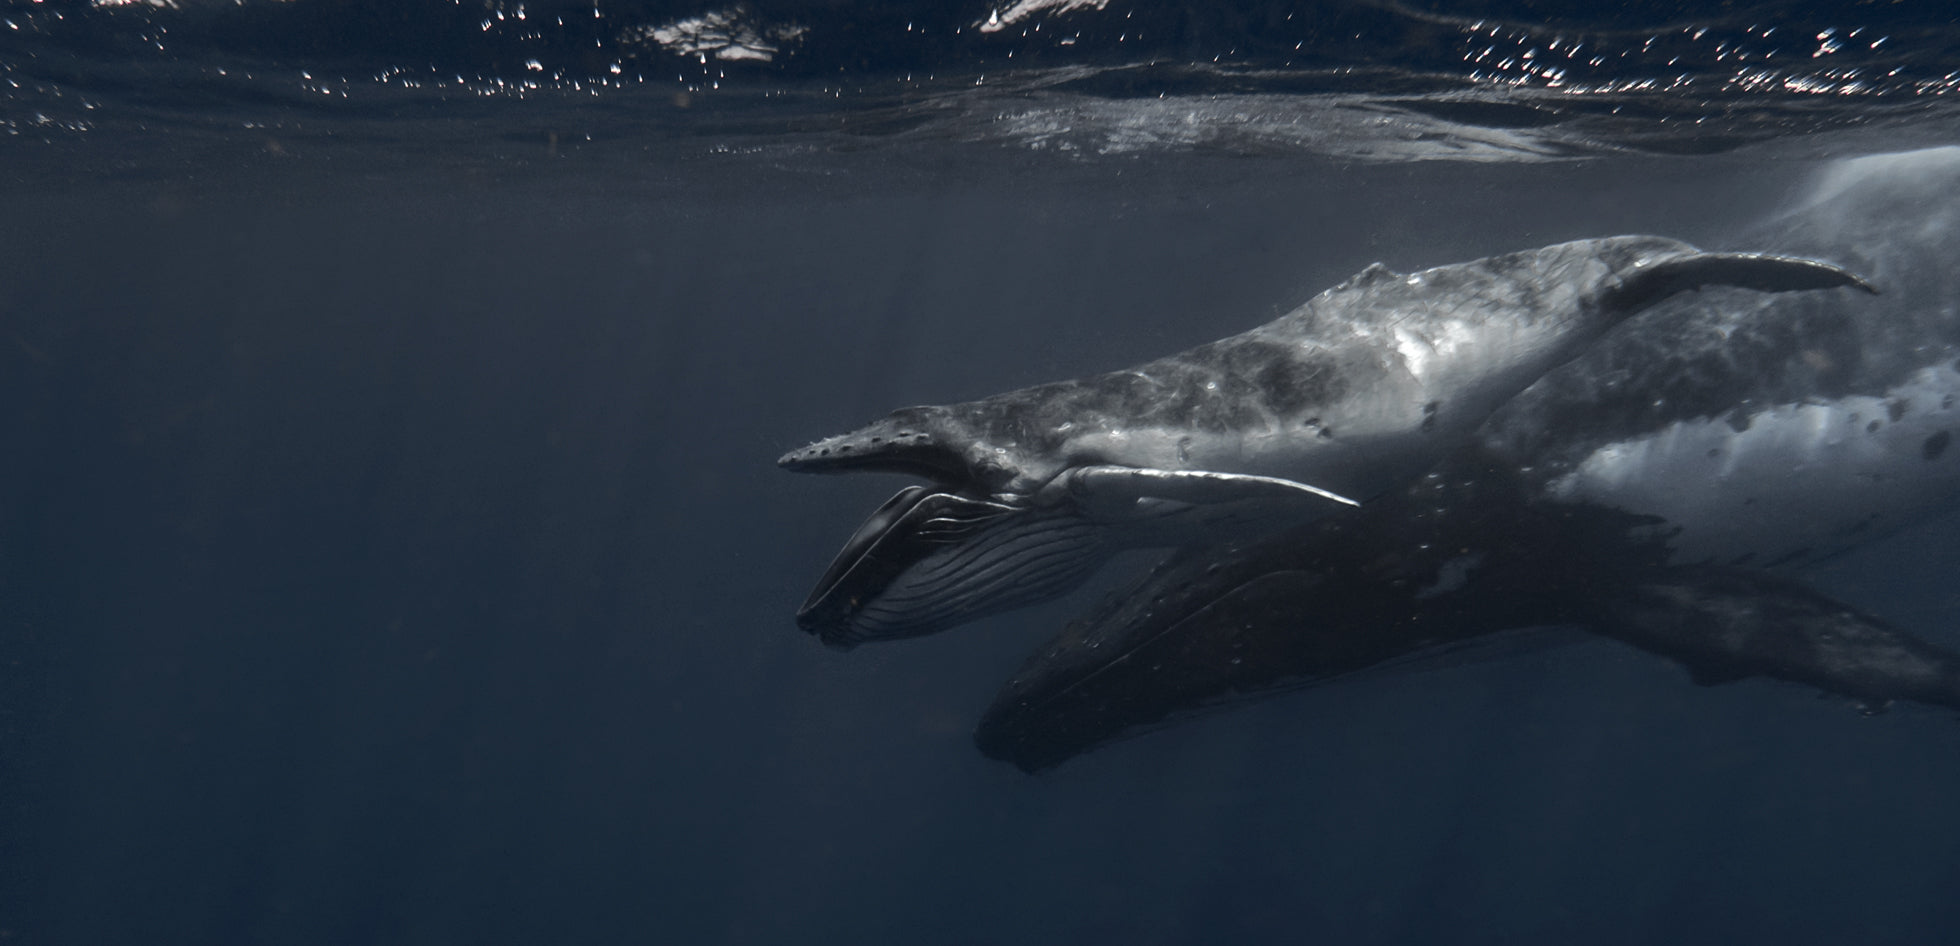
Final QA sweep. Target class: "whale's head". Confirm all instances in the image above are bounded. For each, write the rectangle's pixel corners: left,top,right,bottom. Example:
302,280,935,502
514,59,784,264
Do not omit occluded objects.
779,405,1115,648
777,404,1062,494
781,390,1381,647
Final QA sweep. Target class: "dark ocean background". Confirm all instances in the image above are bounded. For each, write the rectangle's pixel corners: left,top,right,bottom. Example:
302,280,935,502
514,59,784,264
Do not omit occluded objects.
7,1,1960,943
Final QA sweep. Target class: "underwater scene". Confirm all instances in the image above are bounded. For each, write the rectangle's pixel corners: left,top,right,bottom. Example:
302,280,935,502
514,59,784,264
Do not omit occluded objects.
6,2,1960,944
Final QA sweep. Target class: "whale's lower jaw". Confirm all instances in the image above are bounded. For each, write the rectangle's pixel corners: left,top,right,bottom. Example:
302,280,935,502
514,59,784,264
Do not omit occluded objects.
797,503,1113,649
796,484,1357,648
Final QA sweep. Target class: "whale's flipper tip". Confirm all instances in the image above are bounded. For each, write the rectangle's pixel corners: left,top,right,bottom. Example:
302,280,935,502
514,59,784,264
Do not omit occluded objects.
1720,253,1880,295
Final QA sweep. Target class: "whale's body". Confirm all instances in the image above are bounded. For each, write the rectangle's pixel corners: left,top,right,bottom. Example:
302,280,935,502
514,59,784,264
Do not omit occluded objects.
783,237,1870,648
973,148,1960,771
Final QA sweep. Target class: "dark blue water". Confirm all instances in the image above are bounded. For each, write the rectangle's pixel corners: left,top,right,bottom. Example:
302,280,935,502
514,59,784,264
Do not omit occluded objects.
6,2,1960,944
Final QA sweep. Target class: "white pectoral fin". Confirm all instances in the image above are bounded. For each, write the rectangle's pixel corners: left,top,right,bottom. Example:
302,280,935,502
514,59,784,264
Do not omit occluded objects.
1051,465,1361,513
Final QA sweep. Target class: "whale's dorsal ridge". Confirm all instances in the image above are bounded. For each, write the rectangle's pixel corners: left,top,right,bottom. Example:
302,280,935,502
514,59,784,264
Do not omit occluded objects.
1338,261,1401,291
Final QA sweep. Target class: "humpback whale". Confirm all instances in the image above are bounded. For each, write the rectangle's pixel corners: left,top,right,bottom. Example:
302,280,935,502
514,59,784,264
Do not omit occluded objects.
974,148,1960,771
783,238,1870,648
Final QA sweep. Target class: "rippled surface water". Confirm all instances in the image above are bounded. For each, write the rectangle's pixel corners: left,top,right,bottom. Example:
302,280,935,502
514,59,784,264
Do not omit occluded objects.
6,2,1960,945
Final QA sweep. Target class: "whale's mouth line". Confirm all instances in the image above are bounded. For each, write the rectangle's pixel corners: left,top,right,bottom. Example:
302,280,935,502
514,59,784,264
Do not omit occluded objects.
795,479,1039,645
796,484,937,616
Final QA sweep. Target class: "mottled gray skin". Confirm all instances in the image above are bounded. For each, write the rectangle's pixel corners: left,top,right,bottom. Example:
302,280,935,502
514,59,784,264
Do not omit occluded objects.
783,236,1867,503
976,150,1960,771
782,236,1871,647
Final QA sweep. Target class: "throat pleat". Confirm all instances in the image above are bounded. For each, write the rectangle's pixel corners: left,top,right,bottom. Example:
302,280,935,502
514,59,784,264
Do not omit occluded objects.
855,514,1108,640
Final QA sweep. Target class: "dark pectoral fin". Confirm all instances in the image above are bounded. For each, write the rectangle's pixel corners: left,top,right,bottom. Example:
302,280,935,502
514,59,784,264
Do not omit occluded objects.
1589,566,1960,713
1607,252,1878,313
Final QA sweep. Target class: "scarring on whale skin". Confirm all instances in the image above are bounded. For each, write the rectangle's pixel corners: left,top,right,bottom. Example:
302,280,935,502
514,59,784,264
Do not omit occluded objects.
781,236,1872,649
